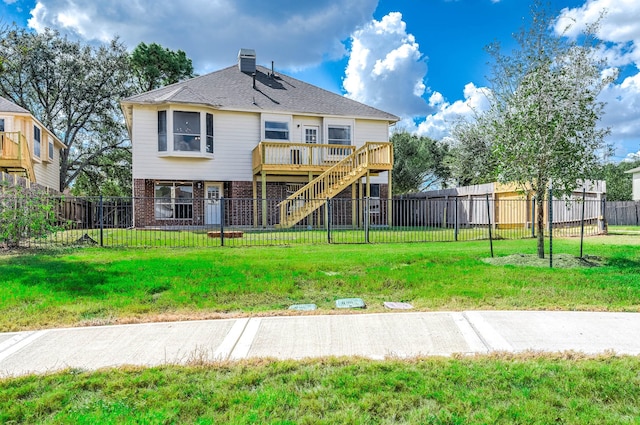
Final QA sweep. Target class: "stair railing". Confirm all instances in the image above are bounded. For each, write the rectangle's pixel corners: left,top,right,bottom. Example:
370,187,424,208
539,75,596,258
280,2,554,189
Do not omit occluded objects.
278,142,390,227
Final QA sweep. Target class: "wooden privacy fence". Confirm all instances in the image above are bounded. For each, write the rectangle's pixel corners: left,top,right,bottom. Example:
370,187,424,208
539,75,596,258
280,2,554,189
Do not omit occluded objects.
393,195,605,231
606,201,640,226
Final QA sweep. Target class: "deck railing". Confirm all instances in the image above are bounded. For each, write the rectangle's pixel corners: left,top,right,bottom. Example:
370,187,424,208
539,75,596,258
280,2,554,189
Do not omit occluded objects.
252,141,356,172
0,132,24,161
0,131,35,181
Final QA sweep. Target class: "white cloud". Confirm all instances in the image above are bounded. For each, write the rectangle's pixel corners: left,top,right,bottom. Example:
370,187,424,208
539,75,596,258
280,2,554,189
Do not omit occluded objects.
623,151,640,161
343,12,430,118
599,71,640,142
26,0,378,71
556,0,640,67
414,83,491,140
555,0,640,159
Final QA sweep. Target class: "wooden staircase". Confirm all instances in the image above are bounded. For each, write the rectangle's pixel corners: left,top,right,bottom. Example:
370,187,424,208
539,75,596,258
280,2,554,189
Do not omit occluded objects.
277,142,392,228
0,132,36,182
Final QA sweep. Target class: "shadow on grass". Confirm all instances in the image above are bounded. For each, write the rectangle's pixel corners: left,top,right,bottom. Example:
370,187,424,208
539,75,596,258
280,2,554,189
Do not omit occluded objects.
606,257,640,271
1,255,114,297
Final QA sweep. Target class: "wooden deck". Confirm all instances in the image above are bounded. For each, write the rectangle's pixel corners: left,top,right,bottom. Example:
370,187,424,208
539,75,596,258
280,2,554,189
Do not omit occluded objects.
0,132,36,181
252,141,394,229
252,142,358,175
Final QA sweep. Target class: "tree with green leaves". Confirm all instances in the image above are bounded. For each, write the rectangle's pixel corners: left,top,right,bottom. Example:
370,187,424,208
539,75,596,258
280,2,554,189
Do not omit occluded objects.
130,42,194,93
392,131,450,194
481,2,614,258
70,147,132,197
594,158,640,201
447,118,497,187
0,27,133,192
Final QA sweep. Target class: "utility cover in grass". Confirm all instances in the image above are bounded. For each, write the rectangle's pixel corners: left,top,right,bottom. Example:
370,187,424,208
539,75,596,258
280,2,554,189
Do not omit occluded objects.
336,298,366,309
383,302,414,310
288,304,317,311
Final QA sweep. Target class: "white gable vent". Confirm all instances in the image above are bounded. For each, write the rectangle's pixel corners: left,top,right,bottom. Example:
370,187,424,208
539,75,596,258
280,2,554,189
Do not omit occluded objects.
238,48,256,73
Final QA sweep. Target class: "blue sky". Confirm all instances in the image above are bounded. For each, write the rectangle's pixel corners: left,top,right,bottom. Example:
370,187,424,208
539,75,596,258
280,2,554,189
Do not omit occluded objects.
1,0,639,161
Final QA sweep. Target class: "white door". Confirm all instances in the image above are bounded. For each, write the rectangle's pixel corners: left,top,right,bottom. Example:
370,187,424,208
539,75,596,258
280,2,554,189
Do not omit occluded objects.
304,126,319,144
303,125,319,165
205,183,222,225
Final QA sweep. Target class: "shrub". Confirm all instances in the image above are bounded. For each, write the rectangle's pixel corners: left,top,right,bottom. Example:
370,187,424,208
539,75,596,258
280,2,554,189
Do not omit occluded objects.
0,181,63,248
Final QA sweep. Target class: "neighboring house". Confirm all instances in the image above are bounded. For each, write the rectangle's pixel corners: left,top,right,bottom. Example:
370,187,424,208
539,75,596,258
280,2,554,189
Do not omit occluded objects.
625,167,640,201
0,96,65,191
121,49,399,228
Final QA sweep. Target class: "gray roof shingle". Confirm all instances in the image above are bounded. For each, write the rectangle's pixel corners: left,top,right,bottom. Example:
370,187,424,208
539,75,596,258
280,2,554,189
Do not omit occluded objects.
124,65,399,122
0,96,30,114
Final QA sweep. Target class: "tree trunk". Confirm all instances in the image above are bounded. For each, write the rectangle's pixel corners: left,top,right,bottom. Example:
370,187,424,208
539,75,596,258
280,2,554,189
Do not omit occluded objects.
536,195,545,258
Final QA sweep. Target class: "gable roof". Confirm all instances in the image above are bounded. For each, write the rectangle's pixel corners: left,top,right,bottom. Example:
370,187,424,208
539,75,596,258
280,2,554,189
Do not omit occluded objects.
0,96,30,114
626,166,640,174
0,96,66,148
123,65,399,122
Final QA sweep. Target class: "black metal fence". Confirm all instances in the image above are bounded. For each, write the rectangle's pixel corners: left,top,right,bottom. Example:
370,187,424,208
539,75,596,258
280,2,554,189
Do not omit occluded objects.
0,194,610,249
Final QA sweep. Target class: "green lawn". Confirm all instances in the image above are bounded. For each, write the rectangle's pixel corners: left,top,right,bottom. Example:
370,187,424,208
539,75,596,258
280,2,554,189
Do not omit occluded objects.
2,235,640,424
2,355,639,424
1,235,639,331
609,225,640,235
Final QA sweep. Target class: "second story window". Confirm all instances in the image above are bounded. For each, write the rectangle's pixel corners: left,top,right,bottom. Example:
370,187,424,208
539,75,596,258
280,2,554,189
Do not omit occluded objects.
173,111,200,151
158,111,167,151
327,125,351,145
48,139,54,160
34,126,41,158
265,121,289,140
206,113,213,153
0,119,4,132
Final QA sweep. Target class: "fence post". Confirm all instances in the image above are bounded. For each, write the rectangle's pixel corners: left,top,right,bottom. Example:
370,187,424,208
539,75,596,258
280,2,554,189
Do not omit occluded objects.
365,196,370,243
531,197,536,238
220,197,225,247
326,198,331,244
549,188,553,269
443,196,448,229
486,194,493,258
97,195,104,247
601,195,607,233
454,197,459,242
580,188,585,258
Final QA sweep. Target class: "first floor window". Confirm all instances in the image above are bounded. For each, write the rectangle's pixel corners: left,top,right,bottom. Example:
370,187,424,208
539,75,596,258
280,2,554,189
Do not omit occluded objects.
154,182,193,219
173,111,201,151
265,121,289,140
33,126,41,158
369,183,380,214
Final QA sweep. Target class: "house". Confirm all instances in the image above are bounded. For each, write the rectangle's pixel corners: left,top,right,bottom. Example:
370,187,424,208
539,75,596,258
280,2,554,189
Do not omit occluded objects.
625,166,640,201
121,49,399,228
0,96,65,192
